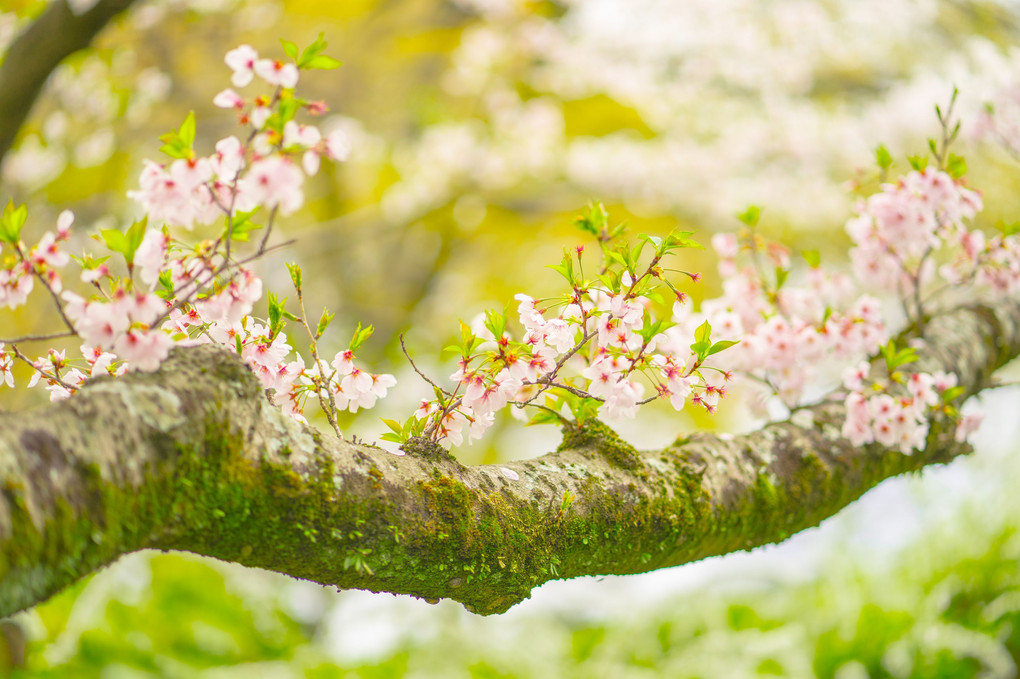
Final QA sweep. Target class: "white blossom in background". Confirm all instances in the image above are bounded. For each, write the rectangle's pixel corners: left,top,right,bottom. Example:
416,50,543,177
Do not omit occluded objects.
371,0,1020,230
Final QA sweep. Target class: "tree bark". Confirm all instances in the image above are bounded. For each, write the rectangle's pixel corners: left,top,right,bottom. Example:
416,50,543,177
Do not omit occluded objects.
0,296,1017,617
0,0,139,166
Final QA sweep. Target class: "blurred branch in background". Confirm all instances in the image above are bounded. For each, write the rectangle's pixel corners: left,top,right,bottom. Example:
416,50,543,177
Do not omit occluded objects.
0,0,138,165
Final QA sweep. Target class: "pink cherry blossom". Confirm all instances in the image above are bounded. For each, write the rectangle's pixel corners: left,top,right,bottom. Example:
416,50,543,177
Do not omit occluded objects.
213,88,245,110
114,328,173,372
225,45,259,88
0,344,12,388
134,229,168,287
324,129,351,161
245,156,304,215
56,210,74,238
254,59,299,89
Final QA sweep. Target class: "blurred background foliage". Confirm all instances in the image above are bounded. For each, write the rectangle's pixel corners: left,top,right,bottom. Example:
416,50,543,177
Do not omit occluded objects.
4,0,1020,675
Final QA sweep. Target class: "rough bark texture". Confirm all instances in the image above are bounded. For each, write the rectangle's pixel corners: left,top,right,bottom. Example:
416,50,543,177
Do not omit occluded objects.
0,0,139,166
0,297,1017,617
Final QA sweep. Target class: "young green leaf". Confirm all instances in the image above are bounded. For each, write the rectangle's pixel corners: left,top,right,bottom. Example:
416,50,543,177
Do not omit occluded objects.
349,322,375,352
280,39,299,60
775,267,789,290
694,320,712,345
0,200,27,244
286,262,303,291
178,111,196,146
268,293,288,339
995,220,1020,237
736,205,761,228
304,54,342,70
946,153,967,179
707,339,739,357
316,308,334,338
875,144,893,171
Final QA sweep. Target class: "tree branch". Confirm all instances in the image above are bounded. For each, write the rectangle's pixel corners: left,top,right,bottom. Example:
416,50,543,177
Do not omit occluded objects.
0,297,1017,618
0,0,139,166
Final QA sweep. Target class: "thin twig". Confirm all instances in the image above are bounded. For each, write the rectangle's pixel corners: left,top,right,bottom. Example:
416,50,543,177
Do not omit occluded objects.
0,330,75,344
9,344,75,391
400,334,451,397
295,282,343,439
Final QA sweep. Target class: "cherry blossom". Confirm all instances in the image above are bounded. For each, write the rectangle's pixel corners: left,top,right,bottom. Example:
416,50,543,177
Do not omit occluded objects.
225,45,259,88
254,59,299,89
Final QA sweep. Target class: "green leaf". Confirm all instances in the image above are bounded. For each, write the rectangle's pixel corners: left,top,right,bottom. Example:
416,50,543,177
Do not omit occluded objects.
907,155,928,171
736,205,761,228
638,234,663,254
0,200,27,244
459,320,480,356
179,111,196,146
297,32,330,68
691,323,714,361
547,251,575,285
280,39,299,60
349,322,374,352
690,341,710,361
268,293,287,339
125,218,147,262
708,339,739,356
666,230,703,250
226,209,262,242
156,269,174,300
484,308,508,340
575,202,608,236
100,229,128,255
802,249,821,268
157,137,189,160
316,308,334,338
946,153,967,179
158,112,197,159
942,385,965,403
303,54,342,70
875,144,893,171
775,267,789,290
381,419,404,436
286,262,303,291
995,220,1020,238
605,249,628,270
278,94,301,126
628,240,646,270
527,410,563,426
694,320,711,345
638,317,674,343
880,340,918,372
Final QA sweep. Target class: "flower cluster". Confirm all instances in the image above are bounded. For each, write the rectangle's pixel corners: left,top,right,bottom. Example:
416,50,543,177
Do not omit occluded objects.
672,210,890,411
840,345,981,454
0,36,1004,459
0,39,393,437
847,165,983,300
385,205,738,448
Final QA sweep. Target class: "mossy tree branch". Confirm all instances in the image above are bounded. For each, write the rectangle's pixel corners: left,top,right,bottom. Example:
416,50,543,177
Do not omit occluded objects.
0,0,139,166
0,297,1017,617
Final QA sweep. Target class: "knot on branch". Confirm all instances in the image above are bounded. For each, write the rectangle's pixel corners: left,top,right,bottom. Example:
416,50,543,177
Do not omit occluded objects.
558,418,643,471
